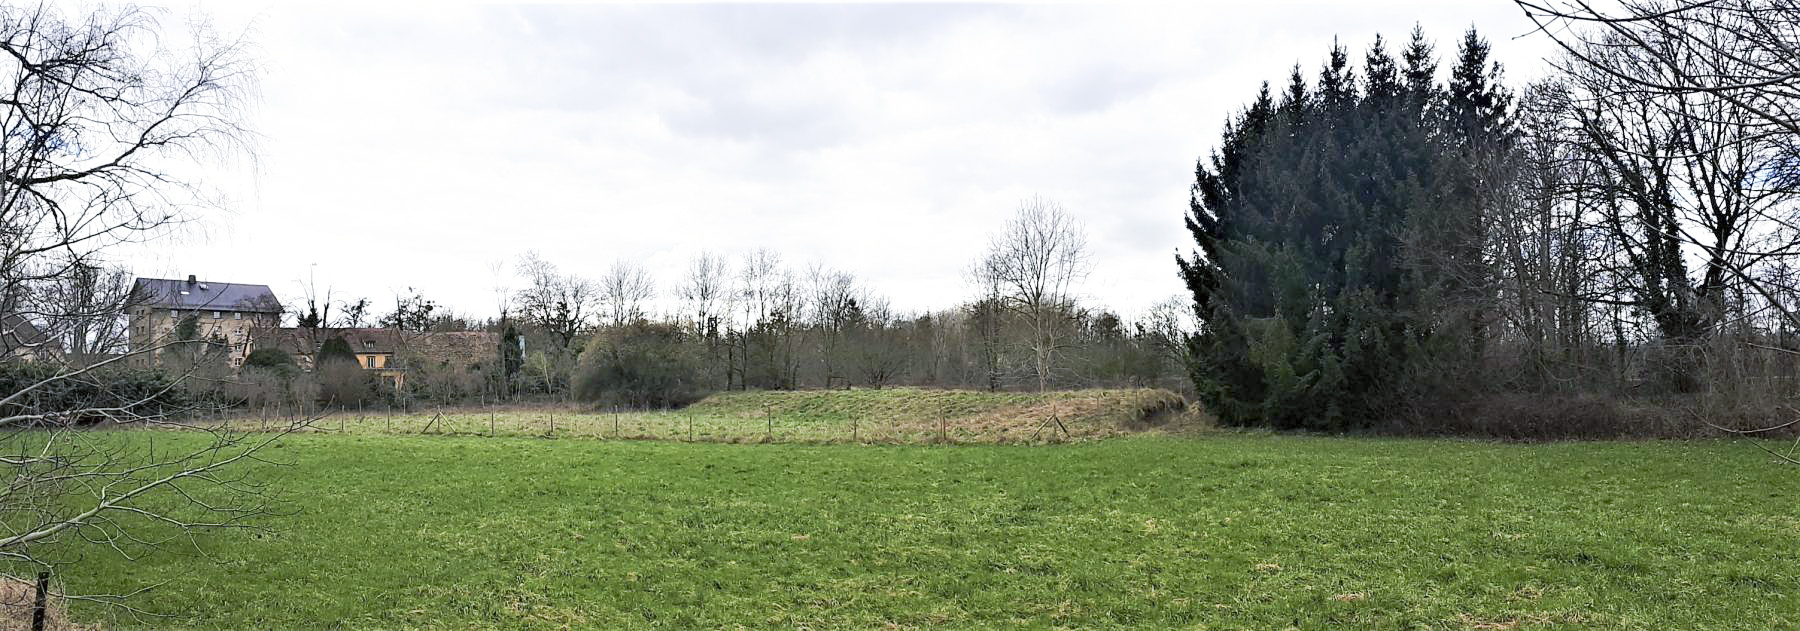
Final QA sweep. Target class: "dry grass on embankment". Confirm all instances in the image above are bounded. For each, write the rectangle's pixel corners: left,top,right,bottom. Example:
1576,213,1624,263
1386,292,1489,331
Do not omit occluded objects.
687,387,1207,443
0,576,86,631
228,387,1209,445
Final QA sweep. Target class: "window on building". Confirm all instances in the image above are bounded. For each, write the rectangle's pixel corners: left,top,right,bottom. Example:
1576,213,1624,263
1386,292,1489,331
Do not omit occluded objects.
364,340,375,350
366,356,376,369
170,308,178,318
234,312,242,320
212,311,222,319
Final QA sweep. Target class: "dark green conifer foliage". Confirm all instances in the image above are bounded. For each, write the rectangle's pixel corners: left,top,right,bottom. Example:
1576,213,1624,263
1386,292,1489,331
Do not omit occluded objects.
245,348,302,383
1178,27,1513,430
317,336,358,366
499,323,524,388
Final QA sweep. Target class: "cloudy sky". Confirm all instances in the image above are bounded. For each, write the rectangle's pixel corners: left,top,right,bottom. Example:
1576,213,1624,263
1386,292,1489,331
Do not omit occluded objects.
128,1,1559,323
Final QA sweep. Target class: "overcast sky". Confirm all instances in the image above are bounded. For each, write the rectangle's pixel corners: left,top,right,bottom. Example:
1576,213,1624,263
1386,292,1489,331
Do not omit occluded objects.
127,1,1559,323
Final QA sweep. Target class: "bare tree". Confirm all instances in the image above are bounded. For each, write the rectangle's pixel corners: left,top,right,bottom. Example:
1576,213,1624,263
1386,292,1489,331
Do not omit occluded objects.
736,249,782,327
379,287,440,333
0,2,296,601
1518,0,1800,148
1522,4,1800,395
963,260,1009,392
806,264,860,389
336,297,372,329
513,251,596,353
486,258,512,319
677,252,729,389
975,196,1092,395
768,266,805,389
1133,296,1197,384
598,259,655,326
846,293,909,388
1489,80,1612,389
678,252,728,339
733,249,799,389
32,260,135,367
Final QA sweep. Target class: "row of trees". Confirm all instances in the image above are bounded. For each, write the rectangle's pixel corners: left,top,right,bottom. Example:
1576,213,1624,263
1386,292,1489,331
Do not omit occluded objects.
497,229,1192,405
226,196,1186,409
14,226,1182,413
1183,13,1800,434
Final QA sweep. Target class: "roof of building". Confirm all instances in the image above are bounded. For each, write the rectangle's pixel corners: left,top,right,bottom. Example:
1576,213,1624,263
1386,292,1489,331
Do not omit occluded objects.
0,313,61,358
271,327,498,368
132,276,282,313
412,331,500,368
271,327,399,354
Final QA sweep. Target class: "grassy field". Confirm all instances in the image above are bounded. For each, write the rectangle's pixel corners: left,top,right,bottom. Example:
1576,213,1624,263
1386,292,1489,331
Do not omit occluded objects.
31,430,1800,629
226,388,1198,445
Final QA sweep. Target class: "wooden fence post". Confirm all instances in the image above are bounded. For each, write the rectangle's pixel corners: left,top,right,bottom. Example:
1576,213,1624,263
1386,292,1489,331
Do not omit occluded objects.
31,571,48,631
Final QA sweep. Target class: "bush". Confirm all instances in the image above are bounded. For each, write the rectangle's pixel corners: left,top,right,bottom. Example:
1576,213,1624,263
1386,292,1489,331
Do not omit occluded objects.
575,321,709,409
401,356,485,404
315,361,382,409
0,361,191,425
1391,393,1697,440
317,337,358,366
245,348,299,380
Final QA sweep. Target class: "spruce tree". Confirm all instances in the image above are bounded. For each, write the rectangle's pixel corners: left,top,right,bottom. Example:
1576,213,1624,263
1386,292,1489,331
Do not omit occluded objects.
1180,27,1513,430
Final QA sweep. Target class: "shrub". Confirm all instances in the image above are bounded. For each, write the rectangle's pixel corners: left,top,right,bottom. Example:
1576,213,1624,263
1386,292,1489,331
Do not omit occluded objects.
575,321,709,409
245,348,299,380
0,361,190,424
401,356,484,404
1392,393,1696,440
317,337,358,366
315,361,382,409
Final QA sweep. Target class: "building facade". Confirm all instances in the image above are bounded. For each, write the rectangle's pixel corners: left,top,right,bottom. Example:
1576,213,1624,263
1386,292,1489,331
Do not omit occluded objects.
128,275,283,369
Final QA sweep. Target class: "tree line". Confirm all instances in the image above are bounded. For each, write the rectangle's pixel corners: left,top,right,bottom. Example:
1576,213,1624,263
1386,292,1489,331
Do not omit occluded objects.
342,226,1195,408
12,206,1194,413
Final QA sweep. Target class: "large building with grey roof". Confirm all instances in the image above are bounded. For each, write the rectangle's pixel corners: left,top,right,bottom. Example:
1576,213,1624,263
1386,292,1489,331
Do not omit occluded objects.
128,275,283,369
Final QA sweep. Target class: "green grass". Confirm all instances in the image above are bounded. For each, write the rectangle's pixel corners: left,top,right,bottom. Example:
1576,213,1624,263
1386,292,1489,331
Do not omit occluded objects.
35,431,1800,629
230,388,1196,444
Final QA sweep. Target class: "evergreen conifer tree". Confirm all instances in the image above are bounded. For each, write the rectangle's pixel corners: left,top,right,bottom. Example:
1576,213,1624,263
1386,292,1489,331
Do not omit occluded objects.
1179,27,1514,429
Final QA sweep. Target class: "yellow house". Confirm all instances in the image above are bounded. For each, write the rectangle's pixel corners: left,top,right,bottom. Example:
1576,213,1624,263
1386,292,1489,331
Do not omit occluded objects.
346,332,406,388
